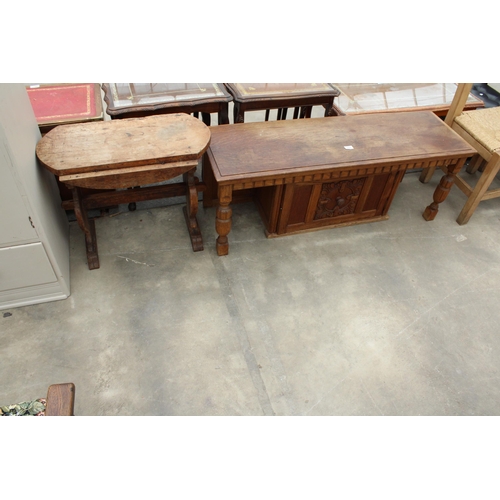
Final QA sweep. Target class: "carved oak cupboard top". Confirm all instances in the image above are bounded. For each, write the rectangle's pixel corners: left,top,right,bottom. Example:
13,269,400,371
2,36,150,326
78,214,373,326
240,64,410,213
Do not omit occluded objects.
207,111,476,182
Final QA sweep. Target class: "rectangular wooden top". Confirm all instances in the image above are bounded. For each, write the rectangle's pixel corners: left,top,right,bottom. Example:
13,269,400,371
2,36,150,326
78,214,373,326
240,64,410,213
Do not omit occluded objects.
36,113,211,176
208,111,476,183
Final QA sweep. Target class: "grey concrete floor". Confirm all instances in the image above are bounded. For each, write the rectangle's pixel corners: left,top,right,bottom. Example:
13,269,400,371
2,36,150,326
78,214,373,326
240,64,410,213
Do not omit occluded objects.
2,167,500,415
2,100,500,416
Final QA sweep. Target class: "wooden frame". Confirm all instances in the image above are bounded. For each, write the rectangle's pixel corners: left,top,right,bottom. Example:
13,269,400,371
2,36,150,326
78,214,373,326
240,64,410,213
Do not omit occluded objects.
203,112,476,255
45,383,75,416
419,83,500,224
36,114,211,269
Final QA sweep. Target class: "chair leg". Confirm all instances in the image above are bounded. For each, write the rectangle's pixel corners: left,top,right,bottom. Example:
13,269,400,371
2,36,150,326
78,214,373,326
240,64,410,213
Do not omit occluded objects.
457,152,500,225
419,165,437,183
466,154,484,174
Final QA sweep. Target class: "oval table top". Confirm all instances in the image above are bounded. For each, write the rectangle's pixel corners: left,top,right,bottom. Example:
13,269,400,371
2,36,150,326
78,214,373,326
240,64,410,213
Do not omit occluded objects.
36,113,211,176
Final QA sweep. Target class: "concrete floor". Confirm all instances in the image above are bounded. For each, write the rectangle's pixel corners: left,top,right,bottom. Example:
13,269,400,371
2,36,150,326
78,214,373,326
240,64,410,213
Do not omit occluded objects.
2,98,500,416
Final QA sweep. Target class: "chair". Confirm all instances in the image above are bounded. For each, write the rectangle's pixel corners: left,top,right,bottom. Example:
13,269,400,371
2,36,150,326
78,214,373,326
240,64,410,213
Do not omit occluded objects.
0,383,75,416
419,83,500,224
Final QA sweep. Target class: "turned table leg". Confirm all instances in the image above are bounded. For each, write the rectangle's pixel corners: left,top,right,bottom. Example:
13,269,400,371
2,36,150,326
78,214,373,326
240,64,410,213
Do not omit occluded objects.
71,186,100,270
216,185,232,256
423,158,466,221
183,168,203,252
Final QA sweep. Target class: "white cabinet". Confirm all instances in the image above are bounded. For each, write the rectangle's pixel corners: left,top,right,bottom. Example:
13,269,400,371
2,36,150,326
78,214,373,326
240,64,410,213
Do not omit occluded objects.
0,243,57,291
0,83,70,310
0,145,38,242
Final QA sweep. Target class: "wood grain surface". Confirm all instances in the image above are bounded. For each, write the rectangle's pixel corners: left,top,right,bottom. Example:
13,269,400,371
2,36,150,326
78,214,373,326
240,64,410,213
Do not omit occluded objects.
36,113,211,175
208,111,476,182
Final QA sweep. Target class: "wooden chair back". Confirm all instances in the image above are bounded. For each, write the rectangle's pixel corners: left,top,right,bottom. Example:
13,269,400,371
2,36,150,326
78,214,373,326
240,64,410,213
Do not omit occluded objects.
444,83,473,126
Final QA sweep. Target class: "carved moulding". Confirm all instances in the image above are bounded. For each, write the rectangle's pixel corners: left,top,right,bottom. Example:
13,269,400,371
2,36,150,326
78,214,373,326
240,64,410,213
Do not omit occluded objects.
314,178,365,220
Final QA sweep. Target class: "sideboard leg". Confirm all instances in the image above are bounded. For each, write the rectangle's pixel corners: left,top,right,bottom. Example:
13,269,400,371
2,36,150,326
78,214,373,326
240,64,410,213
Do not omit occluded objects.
216,185,232,256
423,159,465,221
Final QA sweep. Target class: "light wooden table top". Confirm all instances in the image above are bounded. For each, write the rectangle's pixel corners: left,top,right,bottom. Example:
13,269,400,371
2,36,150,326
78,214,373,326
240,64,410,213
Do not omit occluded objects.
36,113,211,176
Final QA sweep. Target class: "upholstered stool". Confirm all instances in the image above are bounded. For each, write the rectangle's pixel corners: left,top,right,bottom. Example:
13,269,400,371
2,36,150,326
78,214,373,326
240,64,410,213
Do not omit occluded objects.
420,84,500,224
0,383,75,416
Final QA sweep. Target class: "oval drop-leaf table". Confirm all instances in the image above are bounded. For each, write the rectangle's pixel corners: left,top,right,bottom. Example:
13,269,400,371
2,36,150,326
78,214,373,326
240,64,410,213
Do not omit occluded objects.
36,113,211,269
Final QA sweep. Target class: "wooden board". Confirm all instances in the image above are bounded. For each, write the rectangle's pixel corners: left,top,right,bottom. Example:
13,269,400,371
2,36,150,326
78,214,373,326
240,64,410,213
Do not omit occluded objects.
36,113,211,176
208,111,475,183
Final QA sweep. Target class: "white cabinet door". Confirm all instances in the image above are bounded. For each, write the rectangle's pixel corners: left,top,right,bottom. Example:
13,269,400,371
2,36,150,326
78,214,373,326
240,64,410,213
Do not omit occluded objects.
0,243,57,292
0,146,38,244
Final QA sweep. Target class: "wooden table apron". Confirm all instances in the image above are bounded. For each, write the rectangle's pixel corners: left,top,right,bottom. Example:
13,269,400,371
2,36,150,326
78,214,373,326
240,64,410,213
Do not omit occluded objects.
36,114,211,270
202,111,477,256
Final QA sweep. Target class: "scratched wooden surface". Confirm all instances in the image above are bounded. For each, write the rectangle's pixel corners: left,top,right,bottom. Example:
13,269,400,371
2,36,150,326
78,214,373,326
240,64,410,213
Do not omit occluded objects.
208,111,476,182
36,113,211,176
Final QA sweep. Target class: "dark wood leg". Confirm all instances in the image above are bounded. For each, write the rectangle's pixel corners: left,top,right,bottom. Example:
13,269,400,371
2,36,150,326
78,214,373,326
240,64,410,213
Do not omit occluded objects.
71,186,100,270
218,104,229,125
324,98,334,117
423,158,466,221
201,112,211,126
216,185,232,256
234,102,245,123
183,169,203,252
128,186,139,211
202,152,217,208
300,106,313,118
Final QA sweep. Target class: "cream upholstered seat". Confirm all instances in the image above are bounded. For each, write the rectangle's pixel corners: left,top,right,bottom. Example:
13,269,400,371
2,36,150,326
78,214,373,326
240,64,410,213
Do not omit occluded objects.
419,83,500,224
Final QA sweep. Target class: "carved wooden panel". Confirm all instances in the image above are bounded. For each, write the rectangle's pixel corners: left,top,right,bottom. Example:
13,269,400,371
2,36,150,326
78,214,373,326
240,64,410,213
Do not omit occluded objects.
260,170,408,236
314,178,365,220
